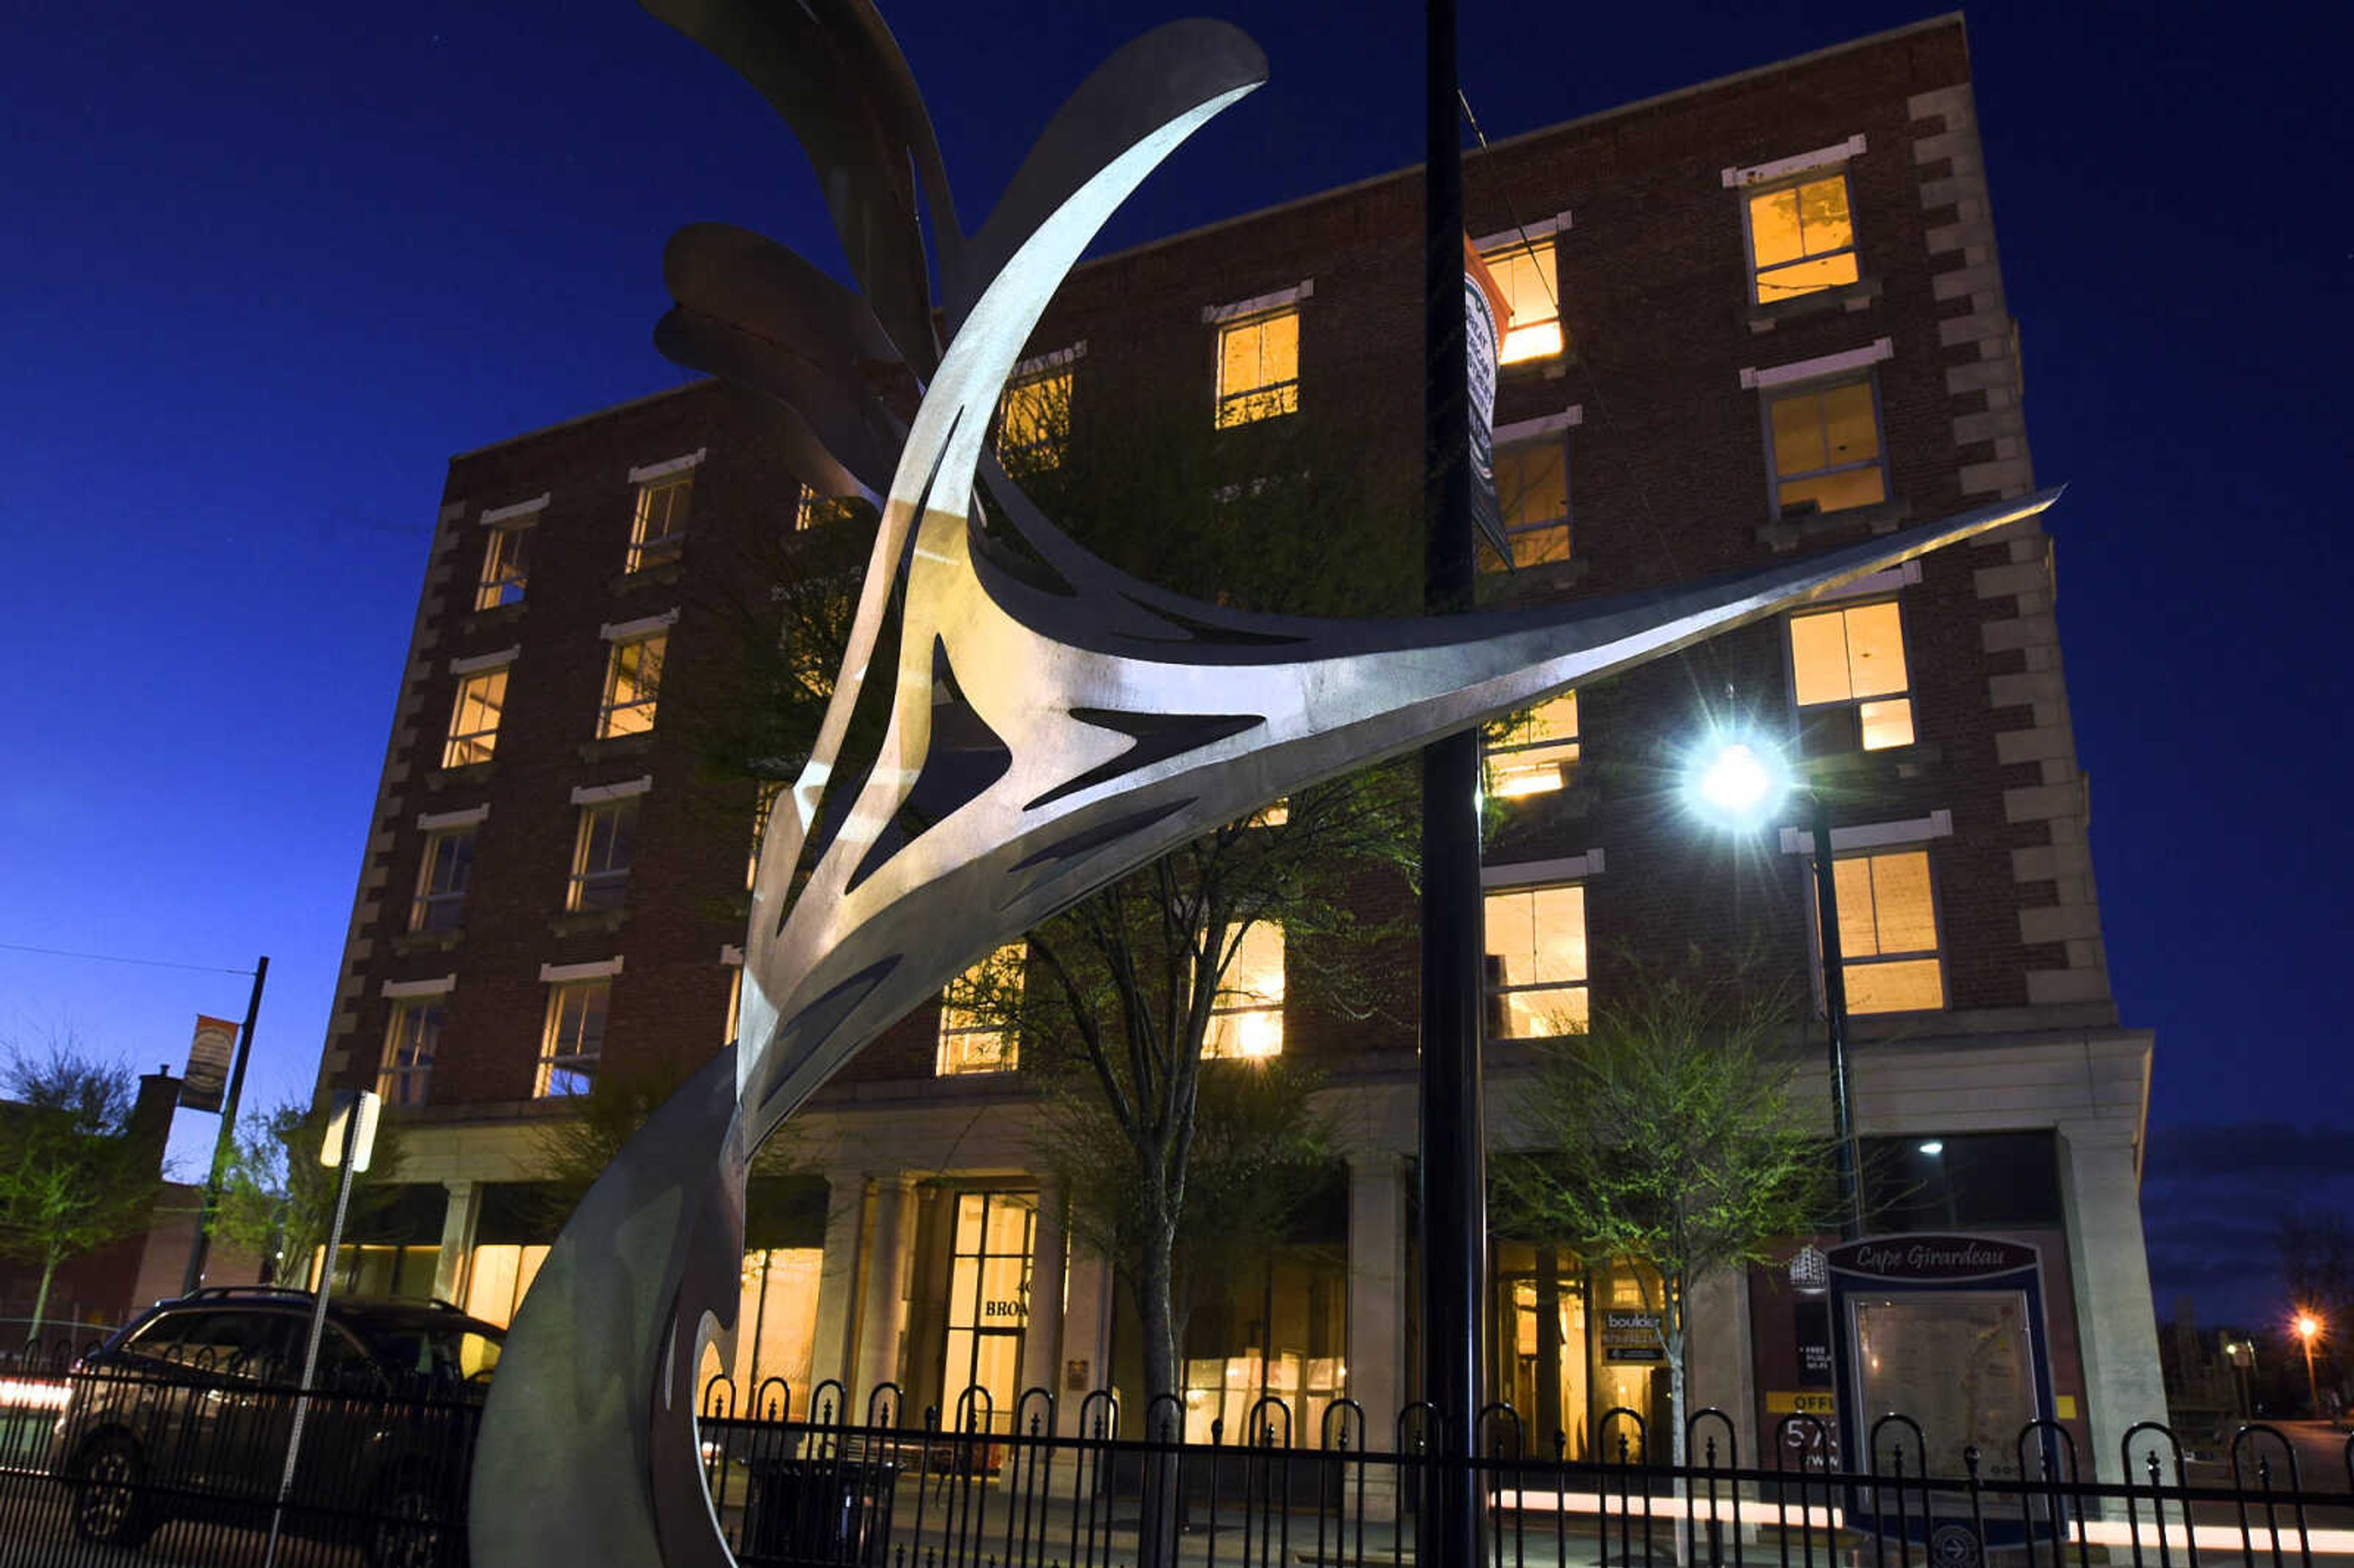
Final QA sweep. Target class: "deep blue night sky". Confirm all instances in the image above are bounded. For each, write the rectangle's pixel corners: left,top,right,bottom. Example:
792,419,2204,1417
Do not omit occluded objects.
2,0,2346,1329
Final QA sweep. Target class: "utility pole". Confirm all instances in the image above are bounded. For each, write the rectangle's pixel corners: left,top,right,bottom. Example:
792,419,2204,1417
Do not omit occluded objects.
1419,0,1488,1559
183,955,269,1294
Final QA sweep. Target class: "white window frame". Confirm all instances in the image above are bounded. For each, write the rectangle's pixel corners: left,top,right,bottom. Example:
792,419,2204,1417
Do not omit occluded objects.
1206,282,1310,429
1201,922,1285,1060
1482,407,1582,570
378,996,443,1108
625,454,701,574
536,976,612,1097
1481,856,1602,1040
1473,213,1572,365
567,796,641,913
997,343,1083,469
937,943,1026,1076
1726,137,1867,306
442,658,513,768
1785,594,1917,753
409,824,477,933
597,626,669,739
1750,351,1894,522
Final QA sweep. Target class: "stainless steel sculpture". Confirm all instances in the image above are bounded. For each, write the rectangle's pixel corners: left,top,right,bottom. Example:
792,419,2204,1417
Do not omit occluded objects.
471,3,2057,1563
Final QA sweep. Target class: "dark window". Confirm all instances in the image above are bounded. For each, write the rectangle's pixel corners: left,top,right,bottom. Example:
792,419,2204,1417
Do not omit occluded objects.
1862,1131,2063,1232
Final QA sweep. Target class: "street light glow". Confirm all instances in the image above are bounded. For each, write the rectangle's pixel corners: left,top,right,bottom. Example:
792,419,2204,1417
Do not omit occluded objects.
2297,1312,2322,1342
1918,1140,1945,1156
1687,737,1789,828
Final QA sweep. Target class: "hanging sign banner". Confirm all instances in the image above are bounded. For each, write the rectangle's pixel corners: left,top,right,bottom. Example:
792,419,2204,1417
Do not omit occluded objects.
1464,234,1514,566
180,1015,238,1113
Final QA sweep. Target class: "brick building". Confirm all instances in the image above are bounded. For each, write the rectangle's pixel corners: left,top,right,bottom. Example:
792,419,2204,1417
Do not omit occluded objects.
307,14,2162,1483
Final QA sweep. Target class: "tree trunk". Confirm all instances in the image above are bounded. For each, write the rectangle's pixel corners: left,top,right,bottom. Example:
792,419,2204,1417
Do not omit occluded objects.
28,1252,59,1348
1667,1325,1691,1568
1135,1216,1183,1568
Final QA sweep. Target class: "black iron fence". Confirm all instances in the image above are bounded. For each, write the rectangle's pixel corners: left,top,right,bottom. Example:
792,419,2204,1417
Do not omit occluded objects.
1,1338,479,1567
4,1347,2353,1568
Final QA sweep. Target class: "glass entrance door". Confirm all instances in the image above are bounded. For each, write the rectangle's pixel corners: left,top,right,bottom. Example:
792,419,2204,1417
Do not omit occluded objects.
941,1191,1035,1433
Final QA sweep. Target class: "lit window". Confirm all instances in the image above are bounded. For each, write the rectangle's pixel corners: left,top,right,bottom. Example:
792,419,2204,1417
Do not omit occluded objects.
1826,848,1944,1014
476,527,530,611
1214,308,1300,428
1482,435,1570,570
410,828,476,932
942,1191,1035,1433
1747,173,1859,302
1767,376,1885,517
1483,883,1588,1038
536,980,609,1097
568,798,639,912
1485,693,1580,797
599,633,665,738
1789,601,1913,751
444,669,508,767
1202,923,1284,1059
997,368,1070,470
1480,237,1563,364
938,943,1024,1075
628,476,691,572
378,1000,441,1108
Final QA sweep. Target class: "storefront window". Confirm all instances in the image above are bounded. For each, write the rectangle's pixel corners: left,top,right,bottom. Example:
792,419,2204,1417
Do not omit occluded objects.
1487,1241,1669,1459
943,1191,1036,1433
463,1243,549,1329
1178,1174,1349,1444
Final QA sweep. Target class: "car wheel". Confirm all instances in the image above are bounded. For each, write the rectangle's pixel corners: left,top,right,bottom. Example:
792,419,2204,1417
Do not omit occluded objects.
367,1480,456,1568
69,1431,155,1548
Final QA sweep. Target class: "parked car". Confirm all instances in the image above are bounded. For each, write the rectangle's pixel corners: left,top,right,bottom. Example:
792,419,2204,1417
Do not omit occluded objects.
46,1285,503,1566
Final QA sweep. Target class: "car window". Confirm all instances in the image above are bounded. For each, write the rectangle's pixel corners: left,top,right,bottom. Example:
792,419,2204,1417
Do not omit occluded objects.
312,1323,383,1392
119,1312,191,1366
166,1311,292,1381
349,1319,503,1385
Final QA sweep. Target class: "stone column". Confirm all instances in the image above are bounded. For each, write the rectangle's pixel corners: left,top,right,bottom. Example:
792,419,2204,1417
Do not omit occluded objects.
2058,1126,2167,1489
852,1174,918,1418
807,1169,869,1419
1347,1155,1407,1518
430,1180,481,1306
1059,1243,1116,1437
1682,1265,1756,1466
1017,1178,1068,1434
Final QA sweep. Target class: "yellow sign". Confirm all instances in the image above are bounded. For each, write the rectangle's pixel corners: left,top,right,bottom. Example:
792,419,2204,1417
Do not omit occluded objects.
1766,1391,1837,1415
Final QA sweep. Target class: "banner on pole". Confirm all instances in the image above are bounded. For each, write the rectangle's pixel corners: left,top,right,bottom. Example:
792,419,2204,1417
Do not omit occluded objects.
181,1015,238,1113
1464,234,1515,568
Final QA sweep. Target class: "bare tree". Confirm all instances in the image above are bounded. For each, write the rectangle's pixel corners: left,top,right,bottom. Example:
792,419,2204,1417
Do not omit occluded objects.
0,1041,163,1338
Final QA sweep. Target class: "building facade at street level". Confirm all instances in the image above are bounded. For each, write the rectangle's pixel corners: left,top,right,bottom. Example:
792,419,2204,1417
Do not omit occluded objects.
308,14,2162,1486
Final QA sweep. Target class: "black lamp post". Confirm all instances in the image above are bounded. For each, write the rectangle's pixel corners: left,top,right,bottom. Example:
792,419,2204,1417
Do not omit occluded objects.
1691,745,1864,1239
1419,0,1490,1561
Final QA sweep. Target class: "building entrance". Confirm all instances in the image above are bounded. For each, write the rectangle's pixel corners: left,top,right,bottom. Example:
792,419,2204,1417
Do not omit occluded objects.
941,1190,1035,1433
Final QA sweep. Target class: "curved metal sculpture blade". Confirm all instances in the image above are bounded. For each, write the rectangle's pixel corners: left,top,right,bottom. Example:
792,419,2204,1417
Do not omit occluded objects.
472,4,2059,1564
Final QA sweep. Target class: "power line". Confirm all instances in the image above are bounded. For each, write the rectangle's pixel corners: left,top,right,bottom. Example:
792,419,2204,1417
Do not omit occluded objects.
0,940,256,978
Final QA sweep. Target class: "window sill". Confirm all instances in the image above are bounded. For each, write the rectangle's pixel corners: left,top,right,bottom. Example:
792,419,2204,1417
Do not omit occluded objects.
1496,778,1598,820
609,561,682,593
576,733,656,763
427,761,496,790
1745,276,1881,333
550,908,628,938
393,929,464,956
1755,493,1913,553
457,603,526,637
1498,343,1579,381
